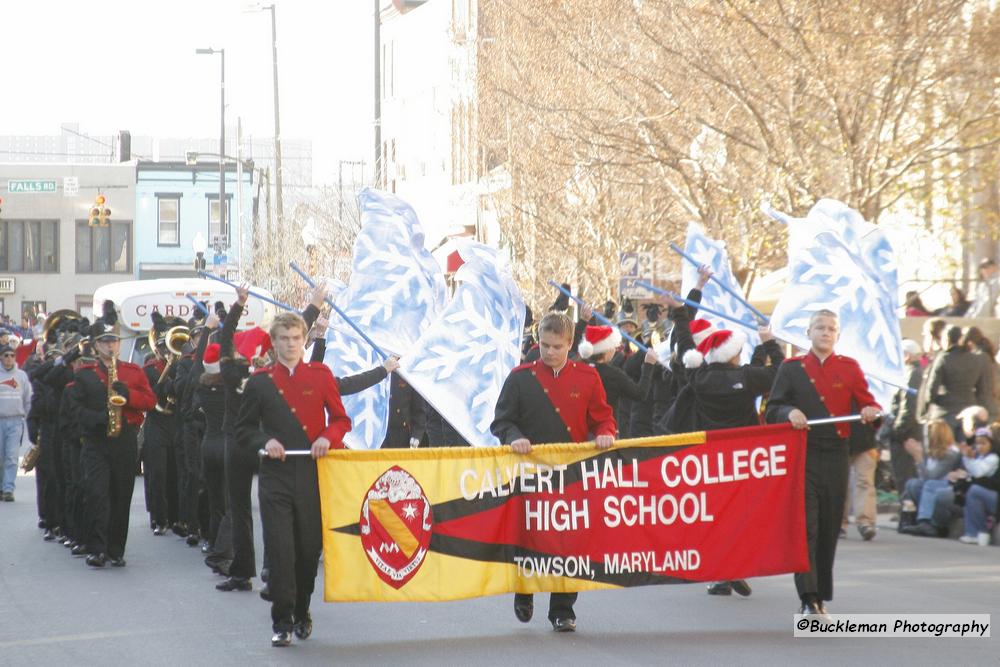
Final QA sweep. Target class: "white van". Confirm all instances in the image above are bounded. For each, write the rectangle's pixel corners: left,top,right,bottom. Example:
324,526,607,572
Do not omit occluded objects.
92,278,278,364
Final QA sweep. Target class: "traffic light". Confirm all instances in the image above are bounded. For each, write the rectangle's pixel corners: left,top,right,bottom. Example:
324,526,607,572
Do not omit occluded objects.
88,194,111,227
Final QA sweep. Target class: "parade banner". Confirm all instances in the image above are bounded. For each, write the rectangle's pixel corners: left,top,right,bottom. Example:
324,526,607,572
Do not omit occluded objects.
318,423,809,602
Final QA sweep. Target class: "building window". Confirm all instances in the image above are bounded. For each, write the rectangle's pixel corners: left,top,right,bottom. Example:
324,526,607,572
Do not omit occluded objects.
76,220,132,273
157,194,181,246
207,196,231,248
0,220,59,273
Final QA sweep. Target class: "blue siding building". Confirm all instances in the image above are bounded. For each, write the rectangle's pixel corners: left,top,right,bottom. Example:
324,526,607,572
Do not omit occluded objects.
135,160,254,280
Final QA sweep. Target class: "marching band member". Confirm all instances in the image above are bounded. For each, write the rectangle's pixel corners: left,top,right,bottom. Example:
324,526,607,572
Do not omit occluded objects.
491,312,616,633
236,311,351,647
765,309,880,617
69,302,156,567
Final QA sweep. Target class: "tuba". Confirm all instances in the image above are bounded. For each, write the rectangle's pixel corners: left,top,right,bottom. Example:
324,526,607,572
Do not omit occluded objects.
107,358,127,437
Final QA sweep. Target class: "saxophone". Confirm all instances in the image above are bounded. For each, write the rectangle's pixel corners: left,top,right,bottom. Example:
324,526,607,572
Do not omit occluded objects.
107,358,127,437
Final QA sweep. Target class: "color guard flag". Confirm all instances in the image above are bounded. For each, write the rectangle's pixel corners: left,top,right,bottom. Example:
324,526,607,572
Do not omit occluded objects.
400,241,525,446
324,189,447,449
318,424,808,602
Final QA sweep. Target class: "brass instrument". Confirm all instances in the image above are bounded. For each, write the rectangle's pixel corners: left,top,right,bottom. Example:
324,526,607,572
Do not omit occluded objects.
42,309,85,353
107,358,127,437
153,325,190,414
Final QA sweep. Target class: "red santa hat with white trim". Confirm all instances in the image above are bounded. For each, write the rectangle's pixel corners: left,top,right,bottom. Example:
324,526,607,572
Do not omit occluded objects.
680,319,718,368
578,325,622,360
683,328,747,369
233,327,272,361
203,343,221,375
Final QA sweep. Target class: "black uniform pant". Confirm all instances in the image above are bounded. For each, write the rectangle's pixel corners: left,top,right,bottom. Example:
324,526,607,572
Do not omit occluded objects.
514,593,578,622
258,456,322,632
81,426,138,558
178,418,204,533
795,441,849,602
63,438,85,544
227,434,259,579
143,412,175,528
202,431,228,550
38,430,64,529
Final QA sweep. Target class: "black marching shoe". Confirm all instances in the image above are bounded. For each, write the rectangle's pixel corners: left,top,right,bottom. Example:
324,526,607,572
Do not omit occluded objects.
37,518,45,528
62,537,75,548
798,598,828,619
271,631,292,647
109,556,127,567
200,541,211,554
293,614,313,640
216,576,252,592
186,534,200,547
706,581,732,595
171,523,188,537
43,529,56,542
71,543,89,556
513,595,534,623
152,525,167,536
730,579,752,597
551,617,576,633
259,584,273,602
86,553,108,568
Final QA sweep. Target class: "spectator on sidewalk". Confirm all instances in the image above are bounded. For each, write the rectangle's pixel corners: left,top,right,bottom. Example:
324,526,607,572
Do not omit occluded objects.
922,326,996,440
904,291,931,317
900,420,963,537
890,339,924,493
956,426,1000,545
967,259,1000,318
935,286,971,317
0,344,32,502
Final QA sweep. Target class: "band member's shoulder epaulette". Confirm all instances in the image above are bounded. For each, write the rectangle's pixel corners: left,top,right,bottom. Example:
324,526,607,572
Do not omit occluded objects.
252,364,275,376
77,361,99,372
304,361,332,373
118,360,143,373
510,361,535,374
143,358,160,369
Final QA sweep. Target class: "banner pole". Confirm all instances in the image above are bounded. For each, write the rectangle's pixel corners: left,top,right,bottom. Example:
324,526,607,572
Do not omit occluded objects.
668,242,769,324
289,261,388,360
184,295,210,317
197,270,300,313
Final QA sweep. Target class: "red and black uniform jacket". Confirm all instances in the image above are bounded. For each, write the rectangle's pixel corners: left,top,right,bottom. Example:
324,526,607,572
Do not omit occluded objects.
236,359,352,454
69,359,157,438
491,359,616,445
765,351,880,442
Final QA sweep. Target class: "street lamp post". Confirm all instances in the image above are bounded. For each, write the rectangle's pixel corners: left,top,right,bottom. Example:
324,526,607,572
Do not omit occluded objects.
246,3,283,232
196,47,226,253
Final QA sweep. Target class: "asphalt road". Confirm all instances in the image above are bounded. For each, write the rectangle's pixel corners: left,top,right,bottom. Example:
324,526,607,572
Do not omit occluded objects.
1,472,996,666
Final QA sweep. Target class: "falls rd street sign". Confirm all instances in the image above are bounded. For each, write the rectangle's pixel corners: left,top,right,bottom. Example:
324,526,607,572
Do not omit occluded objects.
7,180,57,194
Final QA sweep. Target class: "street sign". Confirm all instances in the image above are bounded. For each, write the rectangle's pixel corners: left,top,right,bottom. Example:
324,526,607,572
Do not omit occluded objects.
619,251,654,299
7,180,56,194
63,176,79,196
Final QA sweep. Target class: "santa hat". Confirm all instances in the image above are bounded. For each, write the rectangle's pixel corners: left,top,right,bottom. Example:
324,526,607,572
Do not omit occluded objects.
684,329,747,368
689,319,717,346
202,343,221,374
578,325,622,359
233,327,272,361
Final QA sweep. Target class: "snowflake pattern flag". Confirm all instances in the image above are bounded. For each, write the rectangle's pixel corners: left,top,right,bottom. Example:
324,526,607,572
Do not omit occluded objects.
767,200,904,407
400,242,525,446
324,189,447,449
680,223,760,363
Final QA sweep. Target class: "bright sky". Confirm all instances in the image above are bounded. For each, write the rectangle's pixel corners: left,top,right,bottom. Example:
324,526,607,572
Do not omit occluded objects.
4,0,375,184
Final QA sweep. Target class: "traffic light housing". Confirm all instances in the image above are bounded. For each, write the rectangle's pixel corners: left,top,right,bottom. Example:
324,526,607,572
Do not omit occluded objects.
88,194,111,227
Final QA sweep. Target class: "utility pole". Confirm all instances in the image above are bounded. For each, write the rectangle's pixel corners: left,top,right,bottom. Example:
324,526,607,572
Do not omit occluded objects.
374,0,381,187
268,4,284,231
